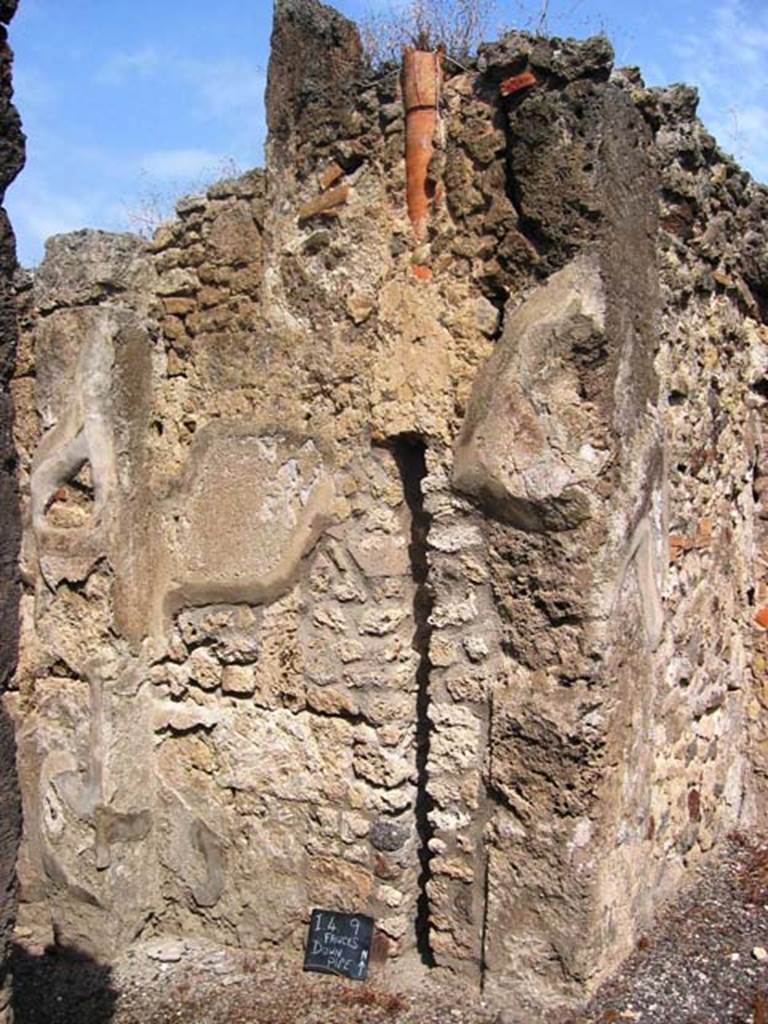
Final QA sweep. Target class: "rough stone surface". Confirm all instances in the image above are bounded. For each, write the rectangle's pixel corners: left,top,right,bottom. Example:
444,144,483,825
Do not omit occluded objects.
265,0,365,174
0,2,23,1019
6,6,768,1021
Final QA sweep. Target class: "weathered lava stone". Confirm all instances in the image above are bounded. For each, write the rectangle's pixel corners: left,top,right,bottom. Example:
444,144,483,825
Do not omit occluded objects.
369,819,410,852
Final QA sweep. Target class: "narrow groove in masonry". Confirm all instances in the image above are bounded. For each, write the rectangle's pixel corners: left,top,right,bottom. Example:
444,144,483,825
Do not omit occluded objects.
391,433,435,968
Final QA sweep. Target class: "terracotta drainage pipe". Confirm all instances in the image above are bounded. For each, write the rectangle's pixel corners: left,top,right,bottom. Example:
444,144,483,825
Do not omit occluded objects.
402,47,442,244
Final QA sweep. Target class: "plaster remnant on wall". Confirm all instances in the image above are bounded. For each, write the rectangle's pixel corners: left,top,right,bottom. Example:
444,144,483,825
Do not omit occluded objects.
160,428,335,631
453,254,607,532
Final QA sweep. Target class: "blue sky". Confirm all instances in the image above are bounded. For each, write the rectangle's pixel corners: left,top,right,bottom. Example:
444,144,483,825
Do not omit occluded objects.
6,0,768,266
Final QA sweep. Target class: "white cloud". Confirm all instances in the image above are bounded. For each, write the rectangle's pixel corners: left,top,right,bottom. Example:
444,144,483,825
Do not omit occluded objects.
19,195,90,244
707,103,768,183
5,171,121,266
97,47,266,119
139,147,229,180
671,0,768,183
13,0,44,23
98,45,163,84
94,46,267,162
188,57,266,117
11,65,54,115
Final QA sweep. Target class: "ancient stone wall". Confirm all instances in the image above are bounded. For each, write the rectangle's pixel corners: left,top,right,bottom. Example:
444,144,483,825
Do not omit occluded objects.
6,0,768,1016
0,1,24,1020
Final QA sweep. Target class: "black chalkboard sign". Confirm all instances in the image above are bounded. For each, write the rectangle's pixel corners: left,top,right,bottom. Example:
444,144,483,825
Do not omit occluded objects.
303,909,374,981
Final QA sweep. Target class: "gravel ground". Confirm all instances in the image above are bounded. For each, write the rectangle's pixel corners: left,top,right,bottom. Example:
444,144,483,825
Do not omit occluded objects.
11,942,499,1024
578,832,768,1024
11,834,768,1024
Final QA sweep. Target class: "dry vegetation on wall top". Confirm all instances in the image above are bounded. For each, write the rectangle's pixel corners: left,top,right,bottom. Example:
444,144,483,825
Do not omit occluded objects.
359,0,564,65
4,0,768,1021
360,0,498,63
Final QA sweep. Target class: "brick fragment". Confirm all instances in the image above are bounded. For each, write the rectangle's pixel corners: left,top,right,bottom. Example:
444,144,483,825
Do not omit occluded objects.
499,70,537,97
319,161,344,191
297,185,350,223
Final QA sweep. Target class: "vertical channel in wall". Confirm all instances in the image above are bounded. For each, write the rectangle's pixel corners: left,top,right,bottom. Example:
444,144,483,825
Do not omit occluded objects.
391,435,435,967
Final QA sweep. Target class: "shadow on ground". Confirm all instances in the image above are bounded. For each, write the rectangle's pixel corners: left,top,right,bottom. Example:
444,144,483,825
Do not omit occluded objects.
11,943,117,1024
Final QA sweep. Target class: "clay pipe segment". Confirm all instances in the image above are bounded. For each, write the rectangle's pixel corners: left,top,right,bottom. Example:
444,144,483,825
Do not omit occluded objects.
402,47,442,241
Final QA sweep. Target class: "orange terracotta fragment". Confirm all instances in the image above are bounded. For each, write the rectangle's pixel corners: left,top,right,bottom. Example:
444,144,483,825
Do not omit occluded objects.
319,161,344,191
669,518,713,561
669,535,692,561
297,184,350,223
755,607,768,629
412,264,432,281
402,47,442,240
499,70,537,97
